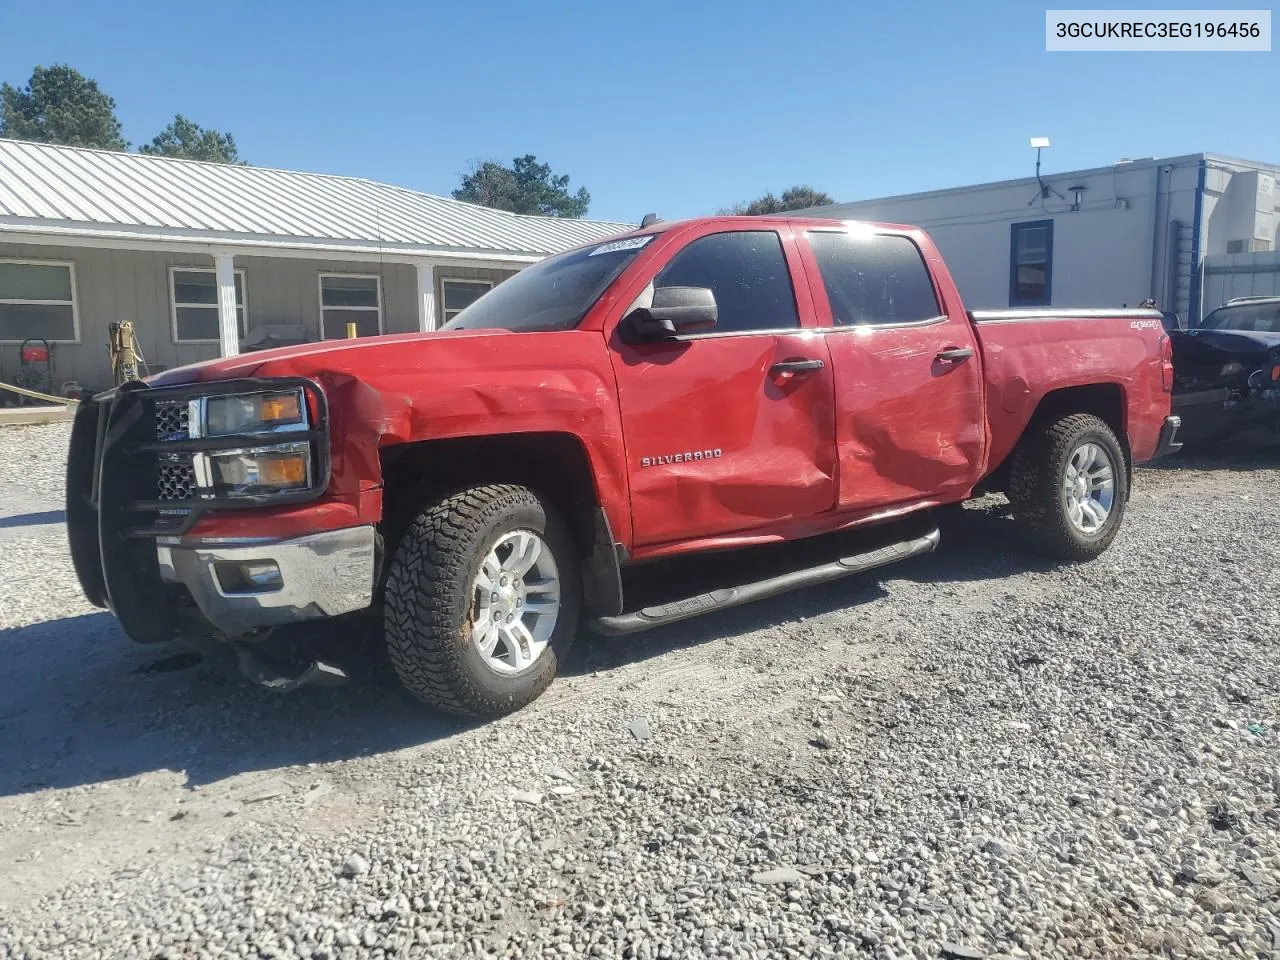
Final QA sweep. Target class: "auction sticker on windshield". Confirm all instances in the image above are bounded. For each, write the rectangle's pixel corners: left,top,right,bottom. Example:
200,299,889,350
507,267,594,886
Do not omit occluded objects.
589,236,653,256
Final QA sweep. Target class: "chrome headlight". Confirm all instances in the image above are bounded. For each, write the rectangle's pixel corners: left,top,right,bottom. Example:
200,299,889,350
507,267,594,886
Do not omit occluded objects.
196,388,307,438
204,441,313,498
183,386,323,501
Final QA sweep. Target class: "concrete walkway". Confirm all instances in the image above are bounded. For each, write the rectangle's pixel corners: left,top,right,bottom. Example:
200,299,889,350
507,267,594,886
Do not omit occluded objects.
0,406,76,426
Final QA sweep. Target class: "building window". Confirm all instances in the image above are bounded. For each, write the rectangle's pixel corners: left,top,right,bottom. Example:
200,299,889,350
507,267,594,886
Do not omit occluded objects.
441,279,493,323
171,268,246,343
1227,238,1272,254
1009,220,1053,307
806,231,942,327
319,274,382,339
0,260,78,343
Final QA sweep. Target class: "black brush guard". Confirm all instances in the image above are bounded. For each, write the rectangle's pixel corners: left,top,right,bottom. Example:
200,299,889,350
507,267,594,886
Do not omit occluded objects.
66,378,330,645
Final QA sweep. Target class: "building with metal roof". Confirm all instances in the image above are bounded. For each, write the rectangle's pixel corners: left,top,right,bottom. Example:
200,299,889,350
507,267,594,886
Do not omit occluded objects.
0,138,633,394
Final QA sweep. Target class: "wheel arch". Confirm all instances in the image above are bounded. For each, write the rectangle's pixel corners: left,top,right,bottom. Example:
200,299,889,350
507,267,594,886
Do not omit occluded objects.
986,382,1131,495
378,432,624,616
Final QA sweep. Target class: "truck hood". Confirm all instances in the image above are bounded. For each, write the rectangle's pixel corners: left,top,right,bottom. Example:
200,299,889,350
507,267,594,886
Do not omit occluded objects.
142,325,619,492
145,328,515,387
1170,327,1280,396
1170,328,1280,357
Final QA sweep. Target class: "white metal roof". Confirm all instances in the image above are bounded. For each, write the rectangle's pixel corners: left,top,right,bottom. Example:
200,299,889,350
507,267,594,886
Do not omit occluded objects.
0,138,633,260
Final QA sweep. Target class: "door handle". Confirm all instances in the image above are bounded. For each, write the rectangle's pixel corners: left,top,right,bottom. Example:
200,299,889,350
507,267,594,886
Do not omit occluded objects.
935,346,974,363
770,358,825,376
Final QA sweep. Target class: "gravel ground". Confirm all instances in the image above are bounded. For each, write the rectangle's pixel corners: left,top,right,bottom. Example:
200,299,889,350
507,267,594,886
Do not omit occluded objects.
1,422,1278,960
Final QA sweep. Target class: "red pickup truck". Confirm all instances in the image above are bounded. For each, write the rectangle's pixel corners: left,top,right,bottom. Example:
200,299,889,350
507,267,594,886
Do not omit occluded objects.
67,216,1181,716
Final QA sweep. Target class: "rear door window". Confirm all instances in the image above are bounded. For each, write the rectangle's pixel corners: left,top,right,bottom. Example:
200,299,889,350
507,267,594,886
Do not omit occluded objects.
655,231,799,334
806,231,941,327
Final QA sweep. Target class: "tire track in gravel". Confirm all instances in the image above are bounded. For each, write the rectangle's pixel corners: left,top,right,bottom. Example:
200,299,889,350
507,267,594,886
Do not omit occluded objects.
532,499,1078,754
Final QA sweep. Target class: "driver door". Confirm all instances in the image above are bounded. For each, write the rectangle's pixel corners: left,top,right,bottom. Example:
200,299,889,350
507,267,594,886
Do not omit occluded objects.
607,226,838,548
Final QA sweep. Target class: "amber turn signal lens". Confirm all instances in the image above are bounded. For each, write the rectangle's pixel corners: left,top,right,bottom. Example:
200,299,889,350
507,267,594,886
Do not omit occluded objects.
259,453,308,486
260,393,302,423
1271,365,1279,383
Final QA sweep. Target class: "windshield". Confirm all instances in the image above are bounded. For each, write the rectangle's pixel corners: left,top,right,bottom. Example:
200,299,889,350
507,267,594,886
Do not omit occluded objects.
442,235,654,333
1199,301,1280,333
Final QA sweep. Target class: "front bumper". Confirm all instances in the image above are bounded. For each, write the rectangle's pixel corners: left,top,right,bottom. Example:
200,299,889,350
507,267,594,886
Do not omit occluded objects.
157,525,377,636
66,379,351,645
1152,415,1183,458
1171,382,1279,447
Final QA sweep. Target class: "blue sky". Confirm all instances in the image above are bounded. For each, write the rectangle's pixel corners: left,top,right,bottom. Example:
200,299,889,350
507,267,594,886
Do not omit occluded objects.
2,0,1276,223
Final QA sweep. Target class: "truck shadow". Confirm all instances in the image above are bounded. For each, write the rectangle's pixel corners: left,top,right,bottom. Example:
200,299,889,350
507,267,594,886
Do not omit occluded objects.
0,612,471,798
1141,441,1280,473
0,509,65,530
564,502,1052,679
0,504,1087,800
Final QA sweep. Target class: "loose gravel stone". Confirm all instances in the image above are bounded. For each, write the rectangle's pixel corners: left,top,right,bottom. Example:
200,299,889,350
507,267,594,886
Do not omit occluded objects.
941,943,988,959
752,867,805,885
339,854,370,878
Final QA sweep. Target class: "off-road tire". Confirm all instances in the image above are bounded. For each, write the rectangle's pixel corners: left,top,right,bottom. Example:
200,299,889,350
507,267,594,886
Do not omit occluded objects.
384,484,580,717
1006,413,1128,562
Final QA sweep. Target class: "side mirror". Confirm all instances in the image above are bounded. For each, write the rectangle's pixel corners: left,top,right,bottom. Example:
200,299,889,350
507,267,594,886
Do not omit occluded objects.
621,286,718,343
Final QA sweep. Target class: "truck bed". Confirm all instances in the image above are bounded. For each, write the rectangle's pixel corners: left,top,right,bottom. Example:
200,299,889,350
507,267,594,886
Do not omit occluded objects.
969,308,1171,472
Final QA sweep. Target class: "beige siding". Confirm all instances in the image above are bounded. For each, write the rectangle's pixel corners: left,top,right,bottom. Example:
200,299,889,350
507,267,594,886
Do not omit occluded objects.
0,243,420,393
240,258,418,337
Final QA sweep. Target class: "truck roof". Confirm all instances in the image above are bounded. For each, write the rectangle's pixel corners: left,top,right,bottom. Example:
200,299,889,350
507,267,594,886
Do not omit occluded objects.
606,214,925,241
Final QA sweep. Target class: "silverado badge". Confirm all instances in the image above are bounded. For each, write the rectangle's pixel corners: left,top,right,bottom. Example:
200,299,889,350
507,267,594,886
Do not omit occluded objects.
641,448,722,468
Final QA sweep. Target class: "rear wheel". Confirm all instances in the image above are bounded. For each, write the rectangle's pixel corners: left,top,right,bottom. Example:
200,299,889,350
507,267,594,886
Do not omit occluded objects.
384,484,580,717
1006,413,1128,561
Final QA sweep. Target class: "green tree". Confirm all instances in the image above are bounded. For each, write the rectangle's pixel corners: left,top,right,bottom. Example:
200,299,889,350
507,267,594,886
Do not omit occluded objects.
140,114,245,164
720,184,835,216
0,64,127,150
453,155,590,218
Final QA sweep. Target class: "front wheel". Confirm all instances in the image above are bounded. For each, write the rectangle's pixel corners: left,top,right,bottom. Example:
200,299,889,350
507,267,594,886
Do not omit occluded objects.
384,484,580,717
1006,413,1128,562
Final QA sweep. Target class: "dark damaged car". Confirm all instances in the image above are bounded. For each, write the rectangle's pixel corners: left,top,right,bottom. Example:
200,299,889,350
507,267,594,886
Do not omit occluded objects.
1171,296,1280,447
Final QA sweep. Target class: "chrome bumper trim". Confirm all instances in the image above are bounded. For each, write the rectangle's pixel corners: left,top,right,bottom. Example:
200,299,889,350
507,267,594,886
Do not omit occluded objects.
157,525,376,636
1152,414,1183,458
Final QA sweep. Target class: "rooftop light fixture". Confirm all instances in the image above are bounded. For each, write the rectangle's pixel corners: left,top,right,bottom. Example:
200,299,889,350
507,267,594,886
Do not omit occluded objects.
1027,137,1065,207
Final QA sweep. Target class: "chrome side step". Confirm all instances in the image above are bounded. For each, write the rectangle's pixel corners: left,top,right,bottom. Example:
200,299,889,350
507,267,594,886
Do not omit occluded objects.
588,527,940,636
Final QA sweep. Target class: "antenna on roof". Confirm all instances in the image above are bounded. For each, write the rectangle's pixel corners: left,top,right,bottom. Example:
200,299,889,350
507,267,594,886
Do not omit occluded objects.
1027,136,1066,208
640,213,660,228
372,203,386,337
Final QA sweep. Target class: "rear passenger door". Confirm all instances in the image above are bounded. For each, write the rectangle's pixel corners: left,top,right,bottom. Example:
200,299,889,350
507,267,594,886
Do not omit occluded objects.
608,226,838,548
798,227,986,511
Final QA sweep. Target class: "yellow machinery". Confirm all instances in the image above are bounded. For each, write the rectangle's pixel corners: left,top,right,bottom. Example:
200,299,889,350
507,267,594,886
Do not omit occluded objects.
108,320,142,385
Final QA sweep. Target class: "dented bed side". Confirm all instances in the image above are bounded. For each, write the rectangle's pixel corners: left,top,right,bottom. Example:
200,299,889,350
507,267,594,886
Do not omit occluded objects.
971,309,1172,472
